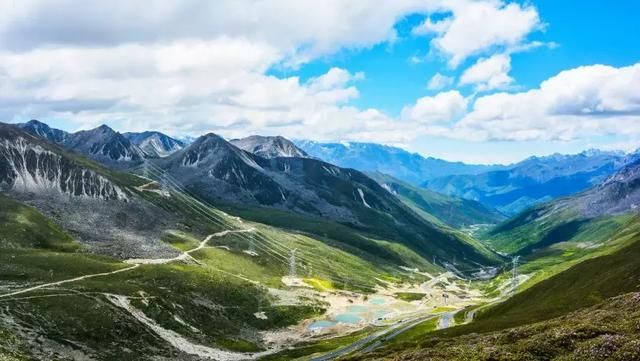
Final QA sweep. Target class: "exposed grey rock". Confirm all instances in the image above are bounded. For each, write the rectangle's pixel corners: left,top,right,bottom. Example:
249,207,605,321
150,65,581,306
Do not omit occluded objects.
0,122,190,259
124,131,185,158
0,127,126,200
576,159,640,217
17,119,69,144
230,135,308,158
64,124,147,165
160,133,404,225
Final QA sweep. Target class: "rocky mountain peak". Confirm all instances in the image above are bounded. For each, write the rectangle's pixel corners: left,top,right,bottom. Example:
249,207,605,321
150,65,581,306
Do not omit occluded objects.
230,135,308,158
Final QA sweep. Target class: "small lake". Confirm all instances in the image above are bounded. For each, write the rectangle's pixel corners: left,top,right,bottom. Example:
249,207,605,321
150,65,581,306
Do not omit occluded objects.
308,320,336,330
347,305,367,313
335,313,362,324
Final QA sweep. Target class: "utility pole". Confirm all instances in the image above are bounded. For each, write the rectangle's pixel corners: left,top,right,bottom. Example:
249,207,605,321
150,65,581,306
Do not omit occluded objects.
249,237,256,254
511,256,520,294
159,170,170,193
142,160,150,179
289,249,297,278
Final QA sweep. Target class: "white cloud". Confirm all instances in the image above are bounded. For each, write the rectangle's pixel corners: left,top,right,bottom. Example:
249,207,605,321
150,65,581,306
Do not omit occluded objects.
412,17,452,35
6,0,633,153
0,39,414,143
459,53,513,91
452,63,640,141
414,0,541,67
0,0,432,65
401,90,467,124
0,1,441,144
427,73,455,90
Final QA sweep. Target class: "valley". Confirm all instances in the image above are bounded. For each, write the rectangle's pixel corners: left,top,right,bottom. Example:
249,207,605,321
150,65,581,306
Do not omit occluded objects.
1,120,639,361
1,4,638,361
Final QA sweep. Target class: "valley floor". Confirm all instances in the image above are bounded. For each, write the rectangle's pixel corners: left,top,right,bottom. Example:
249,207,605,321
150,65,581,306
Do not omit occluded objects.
0,222,498,361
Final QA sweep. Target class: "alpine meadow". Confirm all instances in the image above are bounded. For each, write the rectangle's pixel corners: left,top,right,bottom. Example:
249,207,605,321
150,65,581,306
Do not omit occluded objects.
0,1,639,361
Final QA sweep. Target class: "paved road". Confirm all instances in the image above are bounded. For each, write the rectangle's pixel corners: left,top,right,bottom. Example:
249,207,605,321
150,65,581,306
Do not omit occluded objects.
311,314,439,361
437,312,454,329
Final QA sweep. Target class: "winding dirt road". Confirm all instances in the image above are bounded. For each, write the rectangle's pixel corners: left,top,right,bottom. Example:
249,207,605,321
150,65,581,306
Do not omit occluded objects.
0,228,255,298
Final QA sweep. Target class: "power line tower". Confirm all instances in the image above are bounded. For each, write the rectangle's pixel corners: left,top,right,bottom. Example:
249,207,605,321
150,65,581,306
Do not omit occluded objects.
142,160,150,179
248,236,256,255
158,169,170,193
289,249,298,278
510,256,520,294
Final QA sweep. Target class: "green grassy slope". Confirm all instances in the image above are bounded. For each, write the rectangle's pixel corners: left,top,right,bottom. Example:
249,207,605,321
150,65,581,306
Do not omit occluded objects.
0,194,78,252
0,186,443,360
482,193,640,290
368,172,505,228
403,220,640,338
222,202,503,274
473,224,640,330
0,197,324,360
361,292,640,361
361,221,640,359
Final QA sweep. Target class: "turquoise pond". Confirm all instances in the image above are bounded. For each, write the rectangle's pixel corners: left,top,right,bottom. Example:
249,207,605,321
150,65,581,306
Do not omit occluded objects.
308,320,336,330
307,299,393,330
335,313,362,324
347,305,367,312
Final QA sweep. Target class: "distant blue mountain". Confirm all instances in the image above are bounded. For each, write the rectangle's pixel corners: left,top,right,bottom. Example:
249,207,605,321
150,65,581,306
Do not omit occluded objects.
295,140,505,185
424,150,640,215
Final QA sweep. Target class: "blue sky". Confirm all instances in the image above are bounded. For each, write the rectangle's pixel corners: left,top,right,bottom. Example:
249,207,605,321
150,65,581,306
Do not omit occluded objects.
275,0,640,163
0,1,638,164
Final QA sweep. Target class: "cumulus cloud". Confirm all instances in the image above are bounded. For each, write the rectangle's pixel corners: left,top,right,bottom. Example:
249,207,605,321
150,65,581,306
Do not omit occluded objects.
1,0,633,151
452,63,640,141
459,53,513,91
0,0,432,64
0,38,412,142
0,0,438,143
401,90,467,124
413,0,541,67
427,73,455,90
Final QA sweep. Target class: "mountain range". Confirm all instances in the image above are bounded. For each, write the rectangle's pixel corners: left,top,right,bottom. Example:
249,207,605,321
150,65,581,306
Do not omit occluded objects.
4,119,640,361
156,133,499,266
123,131,186,158
231,135,308,158
296,139,640,216
368,172,505,228
424,150,639,215
3,120,501,269
486,156,640,257
295,140,506,185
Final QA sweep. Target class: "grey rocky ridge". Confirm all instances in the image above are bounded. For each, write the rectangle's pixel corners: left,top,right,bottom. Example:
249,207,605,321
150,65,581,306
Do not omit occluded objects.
18,120,147,167
157,132,499,266
124,131,186,158
231,135,308,158
2,119,640,361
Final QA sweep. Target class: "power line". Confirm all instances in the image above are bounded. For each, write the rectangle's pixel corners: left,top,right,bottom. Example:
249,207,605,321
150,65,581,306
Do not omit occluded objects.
131,161,376,290
510,256,520,295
